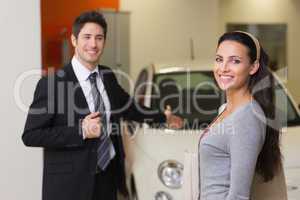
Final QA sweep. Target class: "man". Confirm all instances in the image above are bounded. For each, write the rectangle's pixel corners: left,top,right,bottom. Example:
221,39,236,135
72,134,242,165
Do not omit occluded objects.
22,11,182,200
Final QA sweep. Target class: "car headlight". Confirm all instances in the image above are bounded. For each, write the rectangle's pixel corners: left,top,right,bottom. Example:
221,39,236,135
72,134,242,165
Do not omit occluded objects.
155,191,173,200
158,160,183,189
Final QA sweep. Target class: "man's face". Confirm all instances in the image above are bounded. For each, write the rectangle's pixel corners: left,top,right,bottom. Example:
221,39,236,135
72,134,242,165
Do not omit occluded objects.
71,22,105,70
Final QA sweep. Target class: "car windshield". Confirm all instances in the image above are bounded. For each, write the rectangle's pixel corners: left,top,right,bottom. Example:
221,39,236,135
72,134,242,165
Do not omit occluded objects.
151,71,223,129
151,71,300,129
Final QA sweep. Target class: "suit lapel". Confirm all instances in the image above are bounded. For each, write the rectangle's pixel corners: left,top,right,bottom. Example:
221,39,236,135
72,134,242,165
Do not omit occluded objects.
98,65,117,111
64,64,90,116
98,66,125,160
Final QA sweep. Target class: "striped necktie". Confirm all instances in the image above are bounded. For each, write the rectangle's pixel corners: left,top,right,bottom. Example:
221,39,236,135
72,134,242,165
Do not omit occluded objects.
88,72,113,171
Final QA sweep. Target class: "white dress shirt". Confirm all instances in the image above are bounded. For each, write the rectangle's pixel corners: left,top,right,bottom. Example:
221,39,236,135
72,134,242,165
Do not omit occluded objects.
72,56,115,159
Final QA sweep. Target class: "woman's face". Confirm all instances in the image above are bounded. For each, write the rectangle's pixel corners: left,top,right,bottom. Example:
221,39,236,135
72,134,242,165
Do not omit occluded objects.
214,40,257,92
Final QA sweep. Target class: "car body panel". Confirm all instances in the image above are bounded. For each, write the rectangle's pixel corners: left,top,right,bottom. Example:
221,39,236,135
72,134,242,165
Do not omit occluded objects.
124,125,200,199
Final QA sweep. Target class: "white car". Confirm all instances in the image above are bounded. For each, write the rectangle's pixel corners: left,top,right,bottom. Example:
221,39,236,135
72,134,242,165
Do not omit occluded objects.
122,61,300,200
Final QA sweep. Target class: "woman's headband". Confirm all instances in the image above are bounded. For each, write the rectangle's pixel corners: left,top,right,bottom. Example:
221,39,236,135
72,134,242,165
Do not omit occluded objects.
234,31,261,61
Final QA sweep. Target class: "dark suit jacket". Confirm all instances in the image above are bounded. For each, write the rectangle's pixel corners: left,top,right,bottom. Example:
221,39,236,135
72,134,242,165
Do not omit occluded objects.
22,63,166,200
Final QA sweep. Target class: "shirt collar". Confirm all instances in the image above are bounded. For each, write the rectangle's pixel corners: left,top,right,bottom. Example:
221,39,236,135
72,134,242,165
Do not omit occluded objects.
71,56,99,81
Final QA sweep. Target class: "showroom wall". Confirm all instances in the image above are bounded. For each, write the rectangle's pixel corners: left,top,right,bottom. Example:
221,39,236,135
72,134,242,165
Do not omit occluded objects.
219,0,300,103
0,0,42,200
120,0,220,80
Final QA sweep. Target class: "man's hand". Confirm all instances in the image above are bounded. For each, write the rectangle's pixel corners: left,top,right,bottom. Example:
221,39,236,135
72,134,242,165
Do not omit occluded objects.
164,105,184,129
82,112,102,139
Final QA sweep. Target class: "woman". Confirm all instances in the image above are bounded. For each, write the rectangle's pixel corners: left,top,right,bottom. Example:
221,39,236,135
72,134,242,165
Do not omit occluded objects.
198,31,282,200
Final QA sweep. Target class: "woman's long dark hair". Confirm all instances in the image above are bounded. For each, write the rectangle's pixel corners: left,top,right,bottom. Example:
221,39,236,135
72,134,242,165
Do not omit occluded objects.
218,32,282,182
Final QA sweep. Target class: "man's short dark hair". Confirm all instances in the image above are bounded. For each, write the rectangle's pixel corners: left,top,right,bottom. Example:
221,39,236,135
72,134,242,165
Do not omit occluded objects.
72,11,107,39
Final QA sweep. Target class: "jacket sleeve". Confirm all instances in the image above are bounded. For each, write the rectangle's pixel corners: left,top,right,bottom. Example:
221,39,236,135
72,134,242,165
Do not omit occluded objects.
110,71,166,124
22,76,85,148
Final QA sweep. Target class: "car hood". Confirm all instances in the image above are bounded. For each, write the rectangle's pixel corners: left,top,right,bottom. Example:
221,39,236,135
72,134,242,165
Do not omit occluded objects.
131,127,201,165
